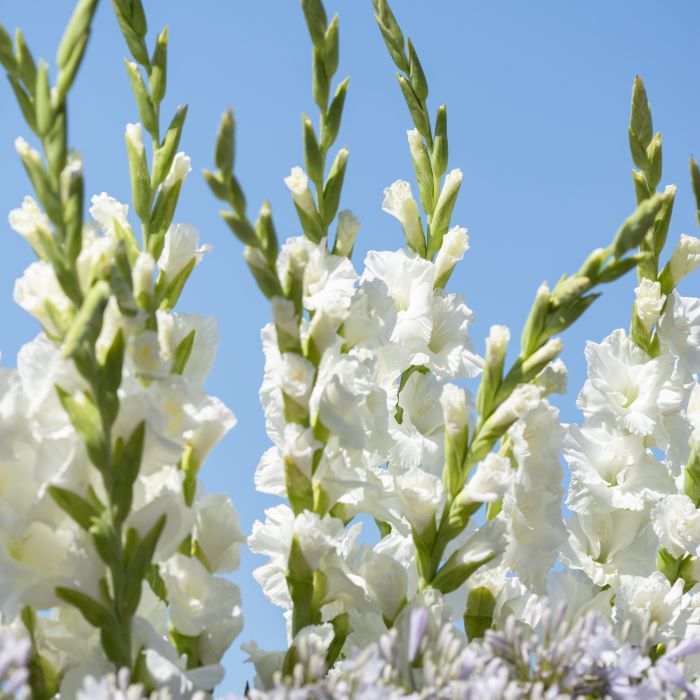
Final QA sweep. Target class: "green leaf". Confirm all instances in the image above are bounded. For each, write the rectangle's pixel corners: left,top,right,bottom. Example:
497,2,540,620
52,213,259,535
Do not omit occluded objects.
215,107,234,174
48,486,101,531
172,330,195,375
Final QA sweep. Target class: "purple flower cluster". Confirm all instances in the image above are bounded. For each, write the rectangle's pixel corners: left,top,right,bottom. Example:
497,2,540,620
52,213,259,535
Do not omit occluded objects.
0,632,30,700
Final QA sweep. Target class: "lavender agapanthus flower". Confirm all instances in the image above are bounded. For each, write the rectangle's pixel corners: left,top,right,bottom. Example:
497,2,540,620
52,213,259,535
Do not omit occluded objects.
0,632,30,700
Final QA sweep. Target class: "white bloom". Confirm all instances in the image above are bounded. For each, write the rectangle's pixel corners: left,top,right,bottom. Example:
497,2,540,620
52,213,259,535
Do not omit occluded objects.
565,424,673,512
464,453,511,503
488,383,541,431
634,278,665,330
279,352,316,405
439,383,469,438
434,169,463,213
284,166,316,219
357,549,408,620
89,193,130,238
157,223,211,279
163,152,192,190
434,225,469,283
668,234,700,287
13,261,71,336
362,249,434,351
615,572,687,644
533,357,568,395
125,121,144,153
8,196,51,254
302,242,358,319
334,209,361,257
343,278,397,349
128,330,166,377
194,493,244,573
160,553,242,637
382,180,424,253
577,329,679,436
652,494,700,558
132,251,155,300
396,468,443,534
658,292,700,373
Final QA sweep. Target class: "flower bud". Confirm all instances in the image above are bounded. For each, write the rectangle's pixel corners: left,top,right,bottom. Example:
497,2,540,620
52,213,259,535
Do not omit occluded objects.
434,225,469,288
132,250,155,303
382,180,425,257
634,278,665,331
668,234,700,288
333,209,360,257
163,152,192,190
284,166,316,219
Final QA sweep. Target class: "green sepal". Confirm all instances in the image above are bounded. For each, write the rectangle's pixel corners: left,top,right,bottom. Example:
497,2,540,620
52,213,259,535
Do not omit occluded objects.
431,549,497,595
285,457,314,515
180,443,200,507
146,564,168,602
149,26,167,105
125,60,157,138
542,293,600,339
322,148,347,227
406,38,428,102
326,612,349,667
123,515,166,617
62,280,110,358
428,173,461,258
56,386,109,471
113,421,146,521
158,255,194,310
149,178,183,258
432,104,448,179
172,330,195,375
0,25,16,73
372,0,408,72
48,485,102,531
215,107,234,174
410,131,434,215
113,2,150,66
303,115,323,185
126,127,151,222
397,74,430,141
8,75,37,133
293,201,324,243
57,0,98,69
55,586,112,628
645,132,662,192
98,328,124,428
322,77,348,150
16,140,62,224
464,587,496,640
520,283,551,356
221,210,257,246
34,60,52,137
612,190,668,259
244,246,283,299
684,441,700,507
629,75,653,169
287,535,316,637
55,33,89,109
323,15,339,78
301,0,328,50
256,201,279,263
170,626,201,670
596,253,650,284
690,157,700,227
15,29,37,97
312,47,330,111
152,105,188,189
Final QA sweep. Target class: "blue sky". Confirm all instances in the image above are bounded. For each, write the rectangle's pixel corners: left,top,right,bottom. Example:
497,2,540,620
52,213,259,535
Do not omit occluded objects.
1,1,699,694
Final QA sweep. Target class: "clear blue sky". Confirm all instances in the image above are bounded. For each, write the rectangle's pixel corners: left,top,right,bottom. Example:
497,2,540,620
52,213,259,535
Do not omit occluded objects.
1,1,699,694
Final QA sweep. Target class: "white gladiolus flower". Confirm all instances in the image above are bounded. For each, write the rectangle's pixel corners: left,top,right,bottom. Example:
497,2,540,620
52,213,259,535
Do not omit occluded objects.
343,278,397,349
89,193,130,238
434,225,469,283
658,292,700,373
301,242,358,318
160,553,242,638
615,573,687,644
652,494,700,558
534,357,568,395
565,424,673,512
284,166,316,218
634,278,665,330
125,121,144,153
434,169,463,212
132,250,155,300
279,352,316,405
194,493,244,573
464,453,511,503
396,468,443,535
13,261,71,336
577,330,679,436
357,550,408,621
162,151,192,189
382,180,424,254
362,249,434,351
128,330,166,376
668,234,700,287
439,382,469,439
157,223,211,279
8,196,51,254
488,383,541,431
334,209,361,257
